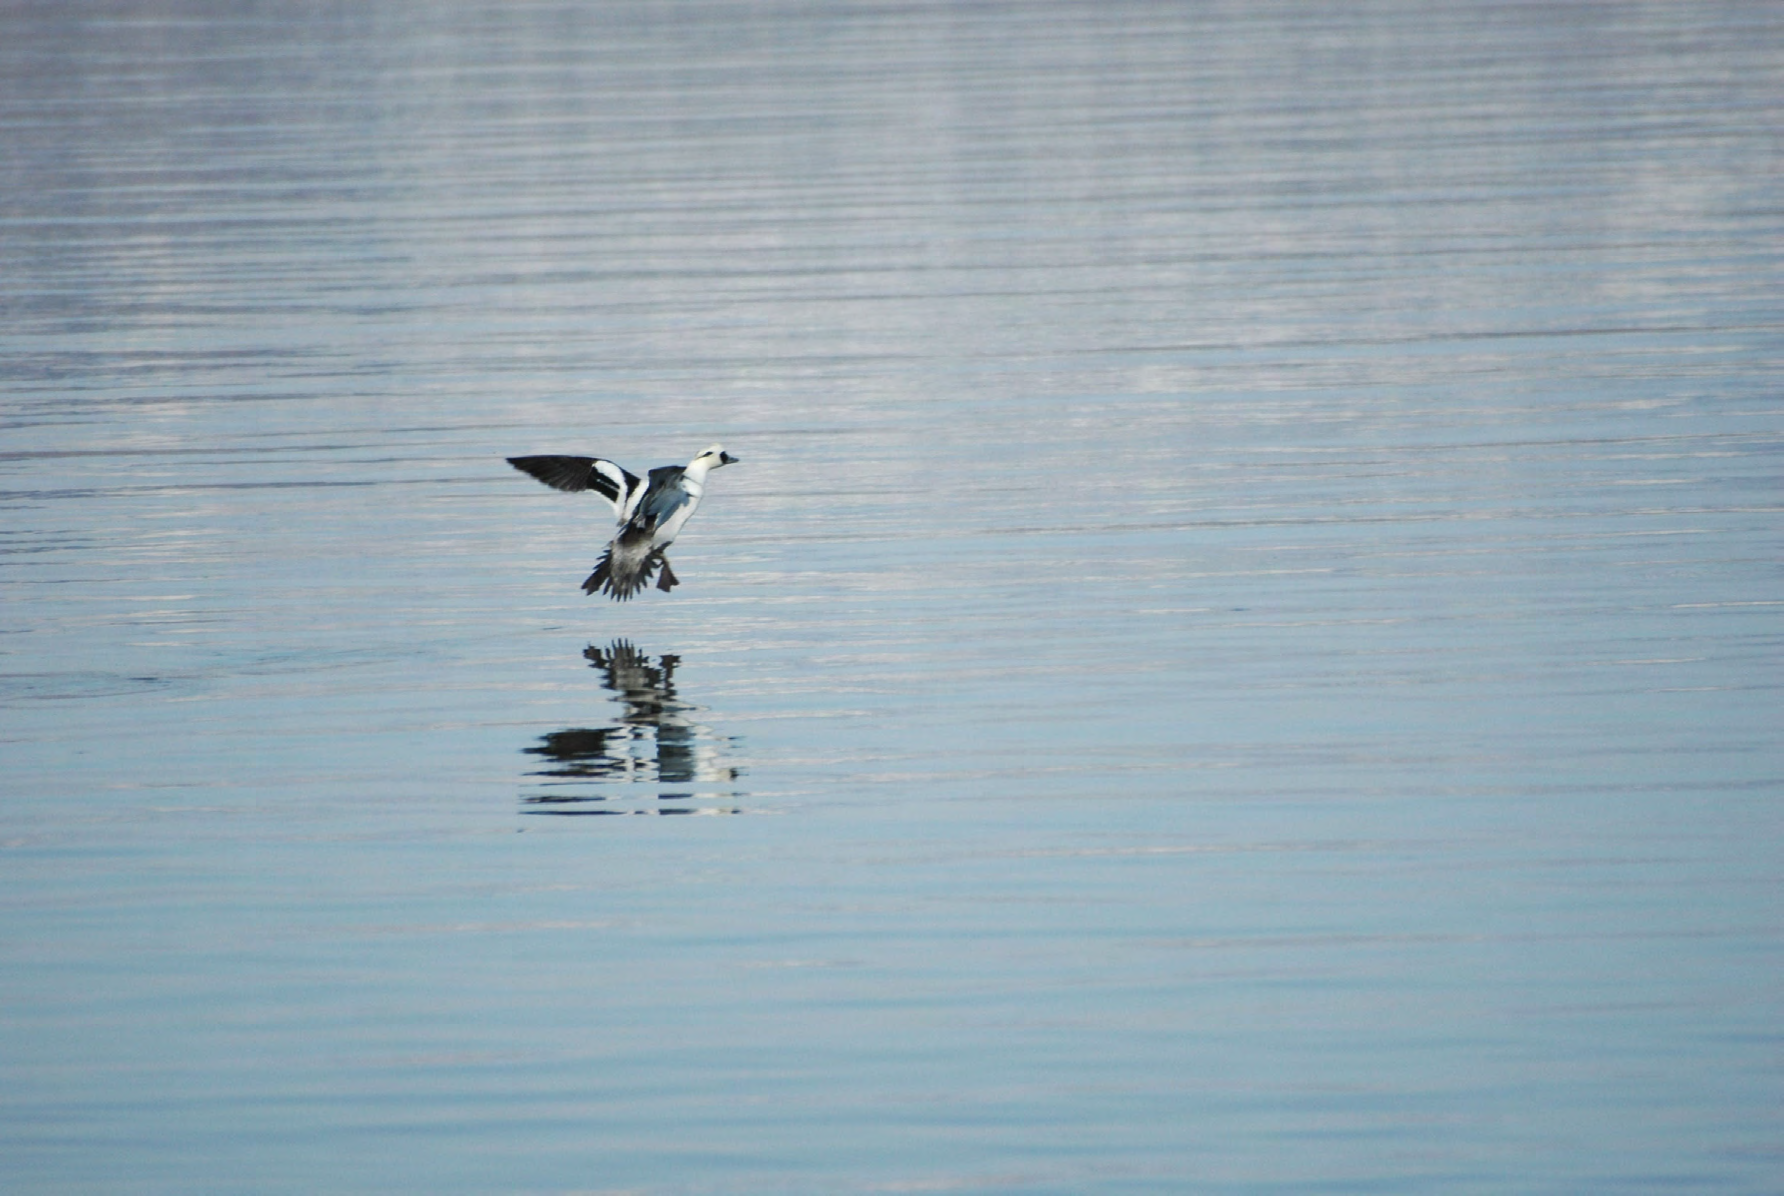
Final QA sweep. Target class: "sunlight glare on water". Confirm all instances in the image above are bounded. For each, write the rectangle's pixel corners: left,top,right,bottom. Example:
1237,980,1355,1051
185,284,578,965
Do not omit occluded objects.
2,1,1781,1191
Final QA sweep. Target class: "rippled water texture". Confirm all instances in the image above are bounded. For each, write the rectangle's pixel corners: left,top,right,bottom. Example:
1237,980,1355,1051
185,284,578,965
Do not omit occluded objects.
3,2,1781,1191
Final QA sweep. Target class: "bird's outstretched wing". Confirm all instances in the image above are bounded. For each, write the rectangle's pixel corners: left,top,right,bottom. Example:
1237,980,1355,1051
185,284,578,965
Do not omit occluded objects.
507,455,642,519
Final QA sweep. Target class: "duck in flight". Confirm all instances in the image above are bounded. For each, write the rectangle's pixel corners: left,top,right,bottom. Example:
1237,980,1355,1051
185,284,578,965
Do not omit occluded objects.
507,445,738,600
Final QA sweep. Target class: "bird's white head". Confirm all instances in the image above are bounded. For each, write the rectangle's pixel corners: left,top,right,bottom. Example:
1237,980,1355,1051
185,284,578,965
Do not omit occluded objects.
690,444,739,473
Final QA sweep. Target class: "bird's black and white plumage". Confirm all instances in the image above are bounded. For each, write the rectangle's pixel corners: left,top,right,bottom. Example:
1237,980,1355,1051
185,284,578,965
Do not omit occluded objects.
507,444,738,600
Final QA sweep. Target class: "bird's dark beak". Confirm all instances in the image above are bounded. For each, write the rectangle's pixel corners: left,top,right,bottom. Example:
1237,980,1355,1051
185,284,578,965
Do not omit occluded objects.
720,452,738,465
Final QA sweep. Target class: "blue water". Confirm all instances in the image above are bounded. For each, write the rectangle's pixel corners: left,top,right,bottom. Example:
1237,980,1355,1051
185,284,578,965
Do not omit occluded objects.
4,2,1781,1191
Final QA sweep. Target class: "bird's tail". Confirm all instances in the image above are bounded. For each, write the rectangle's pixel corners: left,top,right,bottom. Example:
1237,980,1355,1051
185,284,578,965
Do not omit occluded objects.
583,533,660,600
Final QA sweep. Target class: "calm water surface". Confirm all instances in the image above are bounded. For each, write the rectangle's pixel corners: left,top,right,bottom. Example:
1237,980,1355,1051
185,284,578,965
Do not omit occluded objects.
3,2,1781,1191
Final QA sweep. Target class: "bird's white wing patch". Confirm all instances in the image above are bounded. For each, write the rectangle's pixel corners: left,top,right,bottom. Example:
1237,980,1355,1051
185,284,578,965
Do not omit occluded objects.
590,459,642,520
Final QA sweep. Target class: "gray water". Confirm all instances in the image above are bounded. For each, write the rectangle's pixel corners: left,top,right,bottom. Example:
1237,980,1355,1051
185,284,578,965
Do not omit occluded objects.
3,2,1781,1192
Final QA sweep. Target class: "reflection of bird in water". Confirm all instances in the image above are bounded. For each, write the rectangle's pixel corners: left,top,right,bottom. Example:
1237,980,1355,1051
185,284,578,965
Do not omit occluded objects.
584,640,683,731
522,641,741,814
506,445,738,599
577,641,732,785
